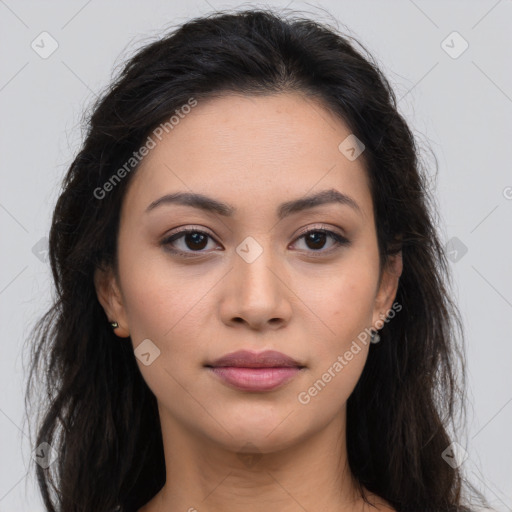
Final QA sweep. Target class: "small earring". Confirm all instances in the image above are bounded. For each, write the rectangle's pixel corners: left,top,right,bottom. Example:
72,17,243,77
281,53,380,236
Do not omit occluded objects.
370,329,381,344
110,321,119,329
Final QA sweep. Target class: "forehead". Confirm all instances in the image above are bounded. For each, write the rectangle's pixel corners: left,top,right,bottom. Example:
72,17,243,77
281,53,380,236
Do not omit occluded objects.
123,92,372,221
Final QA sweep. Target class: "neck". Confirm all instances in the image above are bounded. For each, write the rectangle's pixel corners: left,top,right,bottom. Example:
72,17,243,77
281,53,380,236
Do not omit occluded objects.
140,404,372,512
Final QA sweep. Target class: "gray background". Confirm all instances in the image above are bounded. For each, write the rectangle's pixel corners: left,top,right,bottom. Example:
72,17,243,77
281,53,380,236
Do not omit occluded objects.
1,0,511,510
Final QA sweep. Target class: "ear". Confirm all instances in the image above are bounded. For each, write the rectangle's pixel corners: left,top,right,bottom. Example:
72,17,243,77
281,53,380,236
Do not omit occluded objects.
371,250,402,328
93,265,130,338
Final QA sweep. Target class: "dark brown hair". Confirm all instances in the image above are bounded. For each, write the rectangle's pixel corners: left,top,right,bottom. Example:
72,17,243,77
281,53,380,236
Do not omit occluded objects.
25,7,485,511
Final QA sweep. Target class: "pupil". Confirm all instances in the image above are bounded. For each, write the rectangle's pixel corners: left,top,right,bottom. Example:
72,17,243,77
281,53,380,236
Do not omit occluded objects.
307,232,326,250
186,232,207,250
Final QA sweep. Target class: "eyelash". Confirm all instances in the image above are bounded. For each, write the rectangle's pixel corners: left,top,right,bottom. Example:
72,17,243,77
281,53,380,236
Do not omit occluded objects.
160,225,350,259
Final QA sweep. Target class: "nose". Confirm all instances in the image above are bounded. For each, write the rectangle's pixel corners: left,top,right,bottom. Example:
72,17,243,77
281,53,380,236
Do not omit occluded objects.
219,243,293,331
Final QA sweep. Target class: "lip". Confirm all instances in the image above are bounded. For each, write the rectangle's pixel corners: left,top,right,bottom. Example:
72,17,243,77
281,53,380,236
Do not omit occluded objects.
208,367,303,392
206,349,304,369
205,350,305,392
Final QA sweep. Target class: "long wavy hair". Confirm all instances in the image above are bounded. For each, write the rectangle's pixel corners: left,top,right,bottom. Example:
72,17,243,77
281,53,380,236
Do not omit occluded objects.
24,7,485,512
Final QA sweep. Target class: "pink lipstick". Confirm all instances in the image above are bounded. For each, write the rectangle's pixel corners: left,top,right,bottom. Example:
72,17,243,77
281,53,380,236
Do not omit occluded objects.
205,350,305,392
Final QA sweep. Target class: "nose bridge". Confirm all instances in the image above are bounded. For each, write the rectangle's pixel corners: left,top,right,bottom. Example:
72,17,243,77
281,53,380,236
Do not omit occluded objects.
235,234,282,301
222,233,292,328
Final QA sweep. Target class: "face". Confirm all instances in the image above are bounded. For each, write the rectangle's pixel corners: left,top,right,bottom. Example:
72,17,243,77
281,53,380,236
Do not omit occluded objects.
95,92,402,454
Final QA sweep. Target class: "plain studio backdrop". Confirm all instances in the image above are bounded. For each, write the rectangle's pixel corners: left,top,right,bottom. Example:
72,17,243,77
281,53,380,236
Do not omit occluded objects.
0,0,511,510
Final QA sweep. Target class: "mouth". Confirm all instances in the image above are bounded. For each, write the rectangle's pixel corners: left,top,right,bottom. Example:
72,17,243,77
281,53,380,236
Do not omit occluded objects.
205,349,305,369
206,366,304,392
204,350,305,392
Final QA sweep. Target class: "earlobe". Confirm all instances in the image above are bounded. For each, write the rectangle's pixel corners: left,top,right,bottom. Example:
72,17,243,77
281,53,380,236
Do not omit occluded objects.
93,266,130,338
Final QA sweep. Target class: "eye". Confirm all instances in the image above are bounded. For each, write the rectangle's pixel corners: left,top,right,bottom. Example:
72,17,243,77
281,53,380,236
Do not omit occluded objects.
161,225,350,258
161,227,220,258
291,227,350,255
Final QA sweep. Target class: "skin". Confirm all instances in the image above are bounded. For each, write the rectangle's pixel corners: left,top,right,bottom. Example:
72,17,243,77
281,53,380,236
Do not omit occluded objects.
95,92,402,512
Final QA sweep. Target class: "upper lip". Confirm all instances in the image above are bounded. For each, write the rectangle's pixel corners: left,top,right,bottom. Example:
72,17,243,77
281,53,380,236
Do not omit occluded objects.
206,350,304,368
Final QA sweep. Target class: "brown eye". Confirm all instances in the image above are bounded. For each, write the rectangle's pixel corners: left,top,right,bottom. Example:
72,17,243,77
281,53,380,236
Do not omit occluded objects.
293,228,350,254
161,226,350,259
181,231,209,251
161,228,218,257
304,231,328,250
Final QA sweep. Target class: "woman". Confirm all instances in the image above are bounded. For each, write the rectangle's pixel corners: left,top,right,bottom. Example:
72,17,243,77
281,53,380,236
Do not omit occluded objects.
25,8,485,512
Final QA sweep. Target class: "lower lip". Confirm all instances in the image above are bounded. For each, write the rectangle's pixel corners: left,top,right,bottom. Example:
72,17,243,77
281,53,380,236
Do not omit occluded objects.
207,366,303,391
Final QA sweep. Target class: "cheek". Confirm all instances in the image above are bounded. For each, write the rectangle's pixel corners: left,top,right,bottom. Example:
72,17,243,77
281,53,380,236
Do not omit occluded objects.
116,248,213,399
307,253,378,342
297,275,375,413
117,242,218,365
331,275,375,340
297,250,378,397
117,234,186,333
121,267,205,342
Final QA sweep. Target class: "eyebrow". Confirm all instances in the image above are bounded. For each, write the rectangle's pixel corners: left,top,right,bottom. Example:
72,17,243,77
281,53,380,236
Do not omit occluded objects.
145,188,362,220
